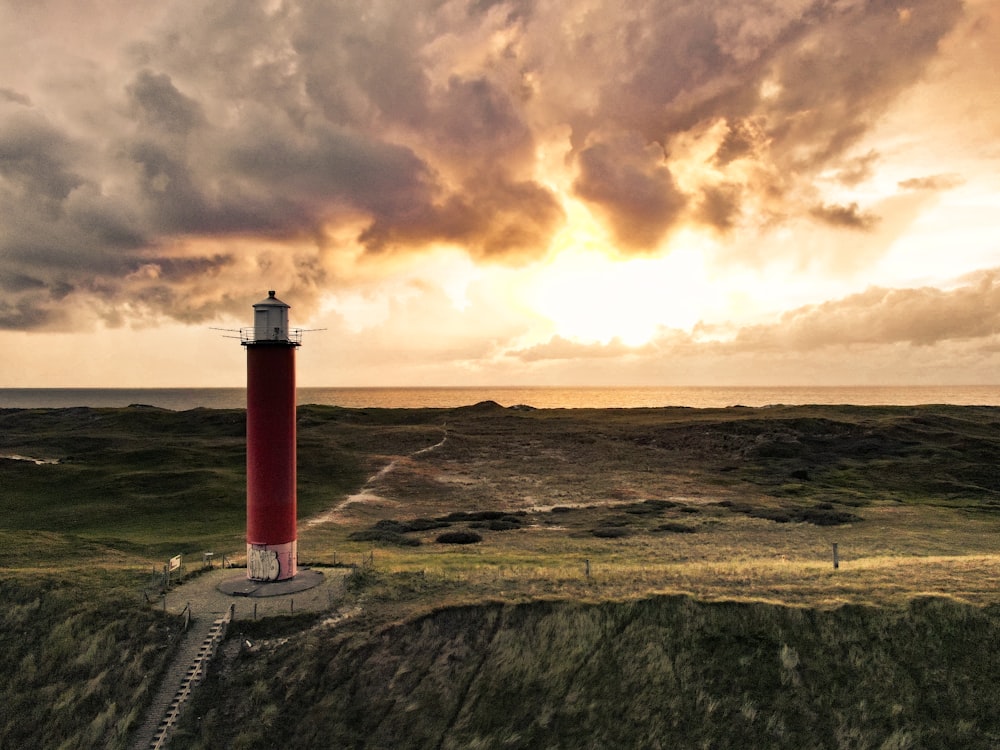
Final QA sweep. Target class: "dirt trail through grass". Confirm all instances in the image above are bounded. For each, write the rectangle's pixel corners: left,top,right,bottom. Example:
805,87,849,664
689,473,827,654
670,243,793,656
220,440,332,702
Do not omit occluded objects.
304,428,448,527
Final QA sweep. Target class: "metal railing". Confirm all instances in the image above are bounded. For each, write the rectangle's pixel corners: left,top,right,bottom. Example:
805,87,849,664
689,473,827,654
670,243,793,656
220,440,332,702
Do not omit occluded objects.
239,327,304,345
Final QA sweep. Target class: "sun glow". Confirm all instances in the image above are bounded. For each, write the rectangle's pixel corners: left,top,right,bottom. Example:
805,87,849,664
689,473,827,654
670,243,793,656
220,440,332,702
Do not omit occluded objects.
526,231,719,347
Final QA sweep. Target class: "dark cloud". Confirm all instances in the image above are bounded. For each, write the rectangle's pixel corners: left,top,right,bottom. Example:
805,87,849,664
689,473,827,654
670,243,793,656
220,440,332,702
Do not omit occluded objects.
834,151,880,187
0,111,84,202
809,202,880,231
431,76,535,167
714,118,767,166
360,173,563,258
751,1,963,171
553,0,962,251
698,184,742,233
574,135,687,249
127,71,206,135
223,124,438,237
0,88,31,106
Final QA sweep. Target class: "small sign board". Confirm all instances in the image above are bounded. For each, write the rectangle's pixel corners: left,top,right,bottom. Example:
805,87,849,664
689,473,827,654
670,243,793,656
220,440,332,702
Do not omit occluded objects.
168,554,182,572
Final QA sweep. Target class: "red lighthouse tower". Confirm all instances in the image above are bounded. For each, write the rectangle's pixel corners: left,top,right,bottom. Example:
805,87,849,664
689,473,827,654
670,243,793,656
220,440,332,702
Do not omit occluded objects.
242,291,300,582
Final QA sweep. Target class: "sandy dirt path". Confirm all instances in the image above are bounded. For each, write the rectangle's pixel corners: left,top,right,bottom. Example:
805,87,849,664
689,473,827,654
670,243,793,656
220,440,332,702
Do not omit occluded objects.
304,429,448,527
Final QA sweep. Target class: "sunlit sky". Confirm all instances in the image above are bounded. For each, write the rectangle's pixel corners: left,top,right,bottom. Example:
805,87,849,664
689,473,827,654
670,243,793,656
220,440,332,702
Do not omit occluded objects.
1,0,998,387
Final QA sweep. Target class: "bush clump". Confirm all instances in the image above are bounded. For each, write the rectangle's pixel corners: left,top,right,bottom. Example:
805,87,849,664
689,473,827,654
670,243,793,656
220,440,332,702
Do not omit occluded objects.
435,531,483,545
347,529,421,546
349,518,452,543
797,507,863,526
655,523,697,534
624,499,678,515
406,517,453,532
723,502,861,526
373,518,452,533
443,510,505,522
591,527,630,538
470,519,522,531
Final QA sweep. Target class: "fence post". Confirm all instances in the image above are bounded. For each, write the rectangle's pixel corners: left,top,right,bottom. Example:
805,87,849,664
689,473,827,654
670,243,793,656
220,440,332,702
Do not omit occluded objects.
832,543,839,570
585,559,591,579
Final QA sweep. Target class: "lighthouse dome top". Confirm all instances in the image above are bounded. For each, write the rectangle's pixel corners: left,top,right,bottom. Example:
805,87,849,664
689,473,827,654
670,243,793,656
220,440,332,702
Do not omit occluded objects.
254,290,290,309
242,290,301,346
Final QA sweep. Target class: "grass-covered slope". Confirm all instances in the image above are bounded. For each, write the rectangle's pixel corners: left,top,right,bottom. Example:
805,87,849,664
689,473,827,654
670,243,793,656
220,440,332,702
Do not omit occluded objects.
0,572,182,750
177,595,1000,749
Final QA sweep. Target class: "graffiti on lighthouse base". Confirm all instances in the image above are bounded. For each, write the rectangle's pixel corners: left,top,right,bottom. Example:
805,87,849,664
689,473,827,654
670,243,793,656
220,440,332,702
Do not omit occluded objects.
246,540,297,581
248,546,280,581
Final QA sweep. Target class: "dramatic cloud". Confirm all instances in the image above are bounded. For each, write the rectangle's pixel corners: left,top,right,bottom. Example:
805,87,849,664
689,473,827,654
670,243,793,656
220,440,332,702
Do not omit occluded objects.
1,0,999,392
0,0,973,331
505,271,1000,387
573,135,687,250
734,270,1000,350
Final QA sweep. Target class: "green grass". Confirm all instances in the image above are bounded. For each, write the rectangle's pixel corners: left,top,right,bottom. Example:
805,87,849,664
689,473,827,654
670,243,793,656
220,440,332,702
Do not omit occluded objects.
175,594,1000,749
3,403,1000,748
0,570,182,750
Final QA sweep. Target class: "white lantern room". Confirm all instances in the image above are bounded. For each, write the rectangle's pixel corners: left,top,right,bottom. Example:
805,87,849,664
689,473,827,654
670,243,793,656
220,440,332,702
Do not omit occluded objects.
252,290,291,342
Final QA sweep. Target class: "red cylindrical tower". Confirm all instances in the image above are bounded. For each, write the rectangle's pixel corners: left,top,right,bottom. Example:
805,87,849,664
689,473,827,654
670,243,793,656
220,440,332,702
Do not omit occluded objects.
242,291,301,581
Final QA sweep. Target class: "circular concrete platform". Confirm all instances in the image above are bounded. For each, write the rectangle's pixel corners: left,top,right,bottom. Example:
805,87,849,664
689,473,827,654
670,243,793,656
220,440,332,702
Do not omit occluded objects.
217,568,325,597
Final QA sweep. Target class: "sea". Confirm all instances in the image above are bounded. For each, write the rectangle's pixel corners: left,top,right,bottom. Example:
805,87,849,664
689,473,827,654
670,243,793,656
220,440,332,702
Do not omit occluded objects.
1,386,1000,410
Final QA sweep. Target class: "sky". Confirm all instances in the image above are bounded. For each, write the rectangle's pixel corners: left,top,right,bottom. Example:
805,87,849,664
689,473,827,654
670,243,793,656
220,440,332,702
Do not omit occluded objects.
1,0,998,387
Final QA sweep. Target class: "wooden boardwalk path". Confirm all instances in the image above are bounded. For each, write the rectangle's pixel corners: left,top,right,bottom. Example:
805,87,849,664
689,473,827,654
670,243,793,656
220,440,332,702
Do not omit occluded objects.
130,606,232,750
128,567,345,749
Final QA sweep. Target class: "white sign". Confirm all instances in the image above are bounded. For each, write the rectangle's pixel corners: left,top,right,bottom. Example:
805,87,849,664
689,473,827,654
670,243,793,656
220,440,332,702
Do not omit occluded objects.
168,554,182,572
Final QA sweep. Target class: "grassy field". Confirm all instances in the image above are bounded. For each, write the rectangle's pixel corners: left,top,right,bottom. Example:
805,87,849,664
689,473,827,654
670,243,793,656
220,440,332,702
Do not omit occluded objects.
2,402,1000,747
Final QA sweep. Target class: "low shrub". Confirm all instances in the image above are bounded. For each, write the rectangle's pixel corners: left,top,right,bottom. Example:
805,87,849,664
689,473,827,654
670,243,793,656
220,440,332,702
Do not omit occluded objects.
591,527,630,538
436,531,483,545
655,523,697,534
798,507,862,526
344,565,382,591
470,519,521,531
486,520,521,531
406,517,452,532
347,529,421,546
624,499,677,515
749,509,792,523
726,504,861,526
443,510,505,522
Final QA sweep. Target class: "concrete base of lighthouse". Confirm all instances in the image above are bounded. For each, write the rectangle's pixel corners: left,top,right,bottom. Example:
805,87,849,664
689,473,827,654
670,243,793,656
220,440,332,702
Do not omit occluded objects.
217,568,324,597
247,540,297,582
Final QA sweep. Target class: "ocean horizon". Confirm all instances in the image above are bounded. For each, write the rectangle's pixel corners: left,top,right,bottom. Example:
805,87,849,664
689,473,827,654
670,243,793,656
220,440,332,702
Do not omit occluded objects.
2,385,1000,410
